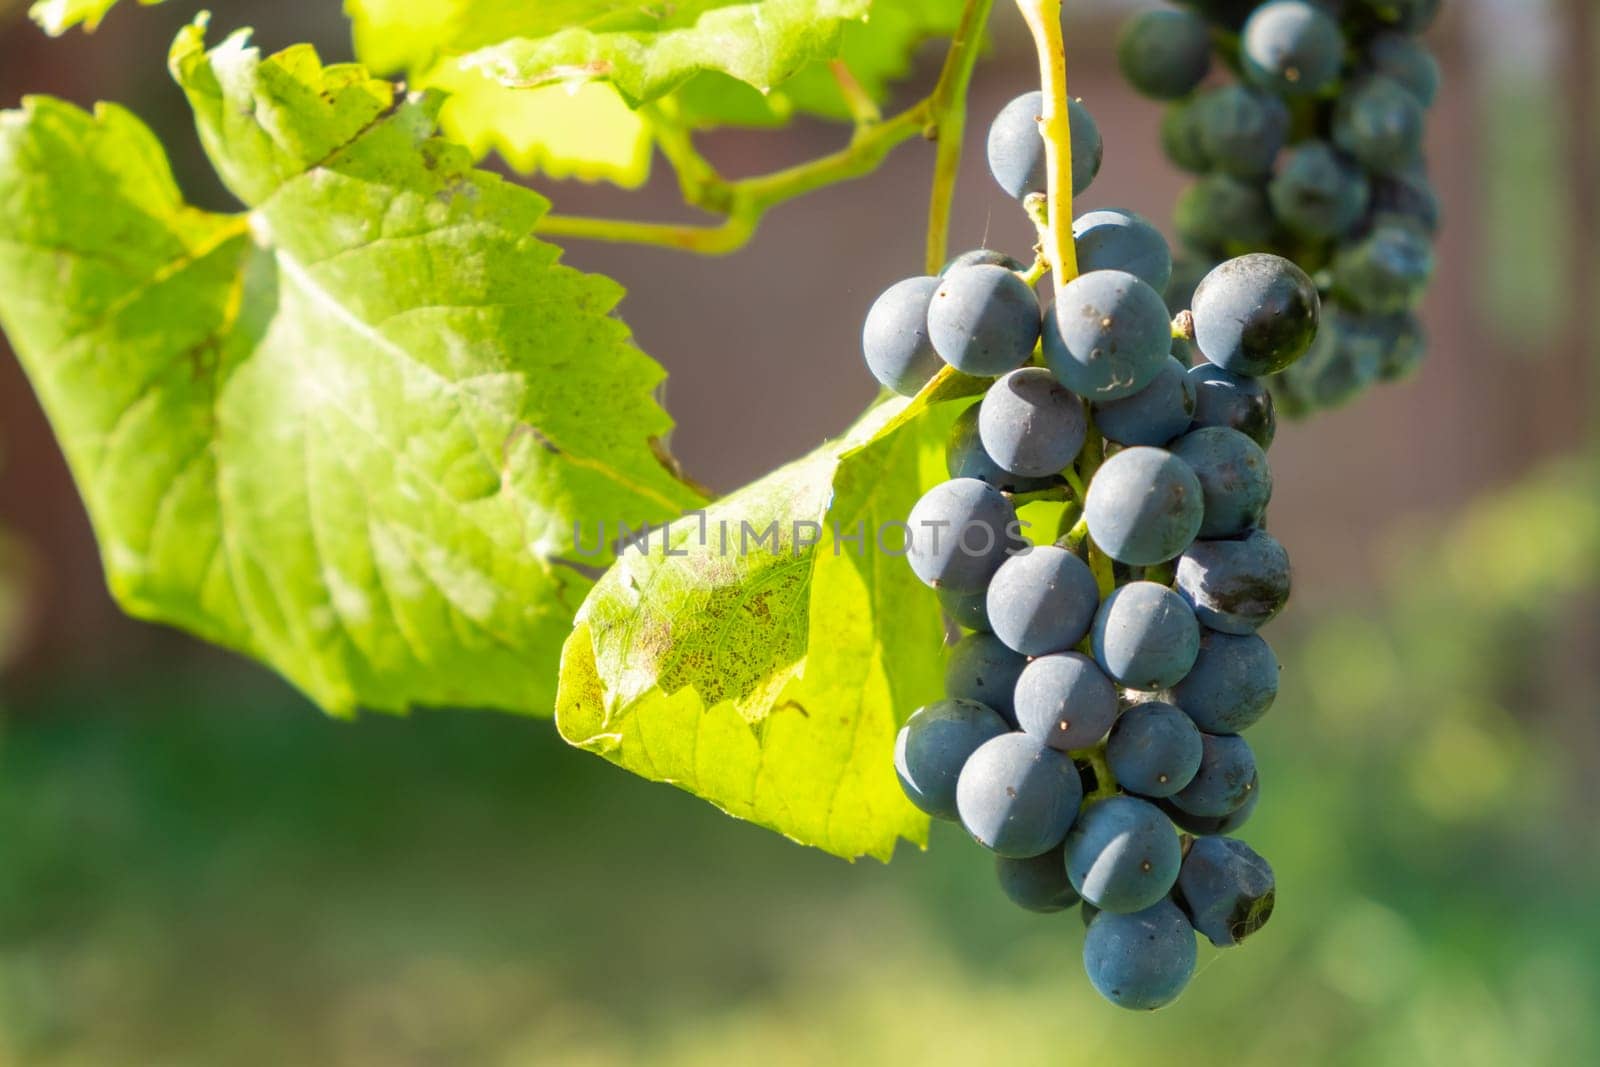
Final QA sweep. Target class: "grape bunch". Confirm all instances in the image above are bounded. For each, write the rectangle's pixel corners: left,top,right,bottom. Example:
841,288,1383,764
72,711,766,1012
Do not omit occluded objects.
865,94,1312,1011
1119,0,1441,413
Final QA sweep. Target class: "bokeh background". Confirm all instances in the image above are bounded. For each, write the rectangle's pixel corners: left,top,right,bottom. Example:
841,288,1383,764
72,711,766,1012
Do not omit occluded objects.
1,1,1597,1063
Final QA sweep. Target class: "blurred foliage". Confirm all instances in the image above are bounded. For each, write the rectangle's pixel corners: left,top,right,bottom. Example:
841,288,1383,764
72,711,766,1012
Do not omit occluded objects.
0,455,1594,1064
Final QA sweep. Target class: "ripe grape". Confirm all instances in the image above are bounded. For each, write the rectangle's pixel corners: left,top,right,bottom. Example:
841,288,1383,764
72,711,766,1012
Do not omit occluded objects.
1191,254,1321,376
1176,836,1276,947
894,699,1010,820
945,631,1029,727
1073,209,1174,294
1066,795,1183,913
1170,731,1258,818
1187,362,1277,449
956,733,1084,858
1161,100,1212,175
1333,75,1425,176
996,844,1081,913
1013,652,1121,751
1160,781,1259,836
1194,86,1290,178
978,367,1088,478
1091,581,1201,691
1241,1,1345,97
1082,900,1197,1011
861,276,944,396
1084,447,1205,566
1106,701,1204,798
1172,629,1280,733
1042,270,1173,402
1094,356,1197,448
1174,175,1276,252
986,546,1101,657
1176,529,1292,635
986,91,1103,201
1367,33,1441,107
905,478,1020,593
1333,222,1435,314
939,586,992,633
1269,141,1372,241
1371,167,1441,234
928,264,1042,377
1170,426,1272,539
943,248,1026,274
947,403,1059,493
1117,8,1213,100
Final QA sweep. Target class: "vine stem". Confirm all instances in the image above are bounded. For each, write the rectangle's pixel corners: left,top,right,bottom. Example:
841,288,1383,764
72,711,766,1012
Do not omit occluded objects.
1013,0,1078,295
924,0,997,273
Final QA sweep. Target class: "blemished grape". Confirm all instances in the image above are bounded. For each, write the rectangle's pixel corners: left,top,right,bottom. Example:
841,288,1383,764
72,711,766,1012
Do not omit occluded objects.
928,264,1042,377
1091,581,1201,691
1082,900,1197,1011
1333,222,1436,314
946,631,1029,727
1368,32,1441,107
894,699,1010,820
978,367,1088,478
986,546,1101,657
861,276,944,396
1161,100,1212,175
1176,836,1276,947
1194,86,1290,179
1269,141,1372,241
943,248,1026,274
1117,8,1213,100
956,733,1084,858
1014,652,1121,751
986,91,1103,201
1241,1,1345,97
1073,209,1174,294
947,403,1059,493
1106,701,1204,798
1172,629,1280,733
1160,780,1258,836
1191,254,1321,377
996,844,1081,913
1187,362,1277,450
1171,731,1258,818
1094,356,1197,447
1084,447,1205,566
1066,795,1183,913
1333,75,1426,176
905,477,1020,593
1176,529,1292,635
1042,270,1173,402
1169,426,1272,539
939,586,992,633
1174,175,1276,253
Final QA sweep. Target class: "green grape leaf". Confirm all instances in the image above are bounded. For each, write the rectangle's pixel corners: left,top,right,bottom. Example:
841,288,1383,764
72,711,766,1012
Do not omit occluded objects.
0,19,705,717
28,0,162,35
555,396,959,861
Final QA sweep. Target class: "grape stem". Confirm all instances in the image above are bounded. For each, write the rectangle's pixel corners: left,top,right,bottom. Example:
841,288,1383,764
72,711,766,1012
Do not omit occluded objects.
535,0,997,257
1013,0,1079,296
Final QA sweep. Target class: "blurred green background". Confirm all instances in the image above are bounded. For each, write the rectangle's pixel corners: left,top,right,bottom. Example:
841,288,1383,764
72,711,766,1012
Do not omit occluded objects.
2,1,1598,1064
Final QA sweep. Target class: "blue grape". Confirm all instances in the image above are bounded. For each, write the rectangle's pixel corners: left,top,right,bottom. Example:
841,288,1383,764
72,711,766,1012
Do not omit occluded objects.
1333,222,1435,314
1013,652,1120,751
1171,731,1258,818
1073,209,1174,294
906,478,1020,593
1161,100,1212,175
1242,1,1344,97
1194,86,1290,178
956,733,1084,858
1082,900,1197,1011
986,546,1100,657
894,698,1009,820
1377,311,1426,382
946,403,1059,494
946,632,1028,727
1274,303,1376,411
1368,33,1440,107
1176,836,1276,947
1084,447,1205,566
938,585,992,633
1106,701,1204,798
978,367,1087,478
986,91,1103,200
1371,167,1441,234
943,248,1026,274
1176,529,1291,635
862,276,944,396
997,843,1081,913
1091,581,1201,691
1269,141,1372,240
928,264,1042,377
1191,254,1321,377
1160,782,1258,836
1042,270,1173,402
1333,75,1425,176
1066,795,1183,913
1094,356,1197,448
1187,362,1277,450
1174,175,1276,253
1117,8,1213,100
1172,630,1280,733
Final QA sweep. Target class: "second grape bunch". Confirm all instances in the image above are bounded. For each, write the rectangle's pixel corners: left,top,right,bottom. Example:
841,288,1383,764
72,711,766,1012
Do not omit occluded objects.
866,91,1313,1011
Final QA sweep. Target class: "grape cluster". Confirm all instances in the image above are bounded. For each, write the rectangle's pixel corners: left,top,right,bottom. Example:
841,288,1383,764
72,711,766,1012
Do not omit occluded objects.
1119,0,1441,413
867,94,1311,1011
